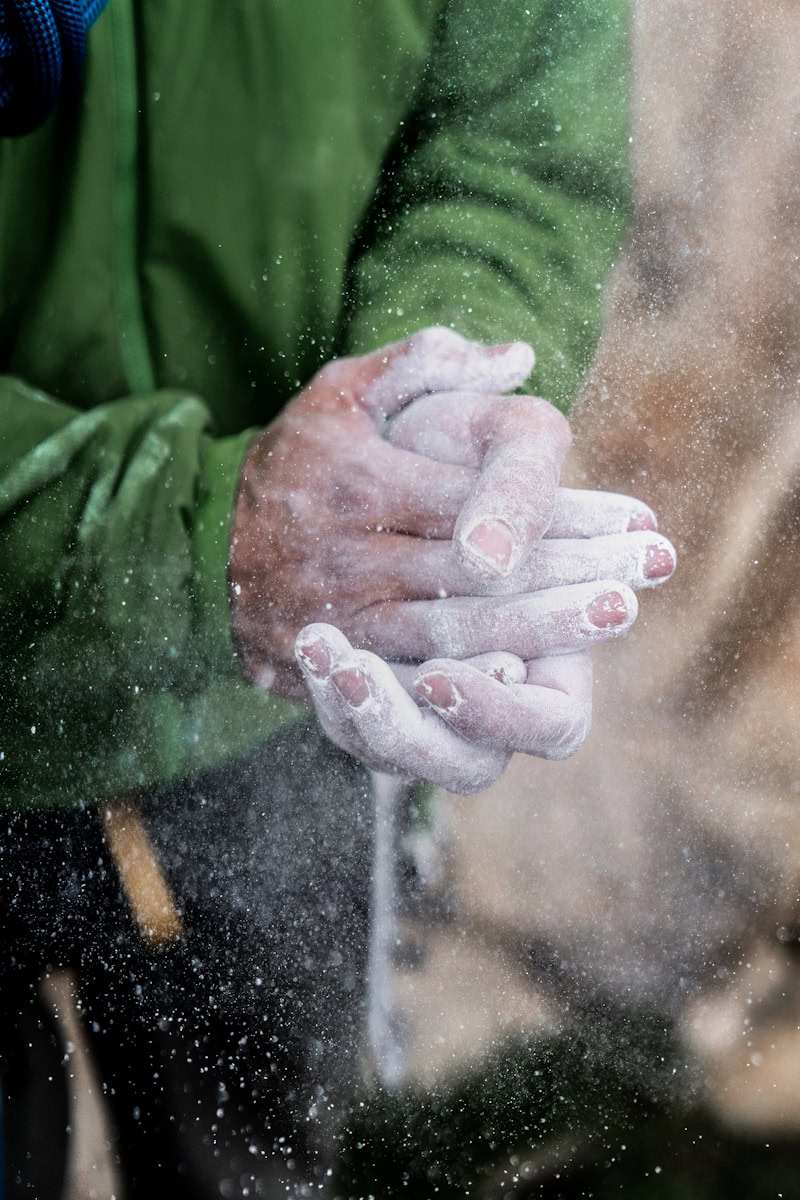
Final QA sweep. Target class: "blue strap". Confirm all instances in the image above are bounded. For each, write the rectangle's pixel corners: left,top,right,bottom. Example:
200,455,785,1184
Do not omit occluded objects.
0,0,110,136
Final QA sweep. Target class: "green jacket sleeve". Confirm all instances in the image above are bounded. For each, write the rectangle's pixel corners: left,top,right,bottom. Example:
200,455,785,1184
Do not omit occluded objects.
0,380,298,809
341,0,630,413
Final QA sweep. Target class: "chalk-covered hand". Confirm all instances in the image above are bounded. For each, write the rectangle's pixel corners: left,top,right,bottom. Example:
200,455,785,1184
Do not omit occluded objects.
231,327,675,789
231,328,672,689
295,625,594,793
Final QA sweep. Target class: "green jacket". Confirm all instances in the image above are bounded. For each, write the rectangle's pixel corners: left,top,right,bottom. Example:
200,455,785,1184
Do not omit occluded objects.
0,0,629,810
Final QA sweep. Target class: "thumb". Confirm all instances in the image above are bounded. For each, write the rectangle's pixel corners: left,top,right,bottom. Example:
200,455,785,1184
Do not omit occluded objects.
337,326,534,420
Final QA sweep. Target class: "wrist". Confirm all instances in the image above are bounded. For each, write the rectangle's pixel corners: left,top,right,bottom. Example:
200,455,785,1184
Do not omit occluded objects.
193,427,261,680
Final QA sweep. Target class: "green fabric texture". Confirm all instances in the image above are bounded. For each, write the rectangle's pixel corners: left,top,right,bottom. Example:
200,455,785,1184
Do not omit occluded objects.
0,0,629,809
341,0,631,410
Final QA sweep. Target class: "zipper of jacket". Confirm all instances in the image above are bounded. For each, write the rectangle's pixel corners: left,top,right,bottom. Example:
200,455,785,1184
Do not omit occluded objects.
108,0,155,394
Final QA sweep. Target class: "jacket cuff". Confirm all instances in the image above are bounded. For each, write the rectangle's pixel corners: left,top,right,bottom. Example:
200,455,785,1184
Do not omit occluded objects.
192,427,259,680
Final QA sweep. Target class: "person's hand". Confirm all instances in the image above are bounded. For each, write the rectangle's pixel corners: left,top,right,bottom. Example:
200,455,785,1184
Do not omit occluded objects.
231,327,676,791
293,538,662,793
295,625,595,793
230,327,674,700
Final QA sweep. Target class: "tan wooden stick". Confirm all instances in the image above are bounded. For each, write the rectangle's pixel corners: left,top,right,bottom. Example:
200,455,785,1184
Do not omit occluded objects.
100,799,183,947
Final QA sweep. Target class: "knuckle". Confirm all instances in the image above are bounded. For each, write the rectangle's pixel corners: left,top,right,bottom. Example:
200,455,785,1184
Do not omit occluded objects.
328,551,361,589
457,754,505,795
314,357,345,386
451,607,482,659
411,326,459,354
541,738,582,762
333,462,382,515
493,397,531,433
312,358,358,406
538,704,591,760
529,398,573,445
505,394,570,442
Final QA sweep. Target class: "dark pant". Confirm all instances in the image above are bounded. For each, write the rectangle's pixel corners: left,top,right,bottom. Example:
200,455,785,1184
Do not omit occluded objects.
0,721,373,1198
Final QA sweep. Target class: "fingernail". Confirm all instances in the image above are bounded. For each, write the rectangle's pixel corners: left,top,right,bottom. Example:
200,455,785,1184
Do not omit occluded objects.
485,341,516,357
586,590,629,629
644,544,675,580
295,638,331,678
628,510,658,532
416,673,460,712
331,667,370,707
464,518,516,574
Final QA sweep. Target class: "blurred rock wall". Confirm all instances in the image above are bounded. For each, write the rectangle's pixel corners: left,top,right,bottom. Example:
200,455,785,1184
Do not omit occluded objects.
394,0,800,1136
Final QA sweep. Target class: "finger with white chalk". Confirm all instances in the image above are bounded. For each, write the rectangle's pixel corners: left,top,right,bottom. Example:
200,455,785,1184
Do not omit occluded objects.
295,624,510,794
348,579,638,663
414,651,593,761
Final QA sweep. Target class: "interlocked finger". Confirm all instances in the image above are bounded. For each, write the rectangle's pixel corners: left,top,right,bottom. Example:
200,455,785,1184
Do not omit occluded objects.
546,488,657,537
338,436,475,539
414,651,592,760
348,580,638,663
387,389,572,580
